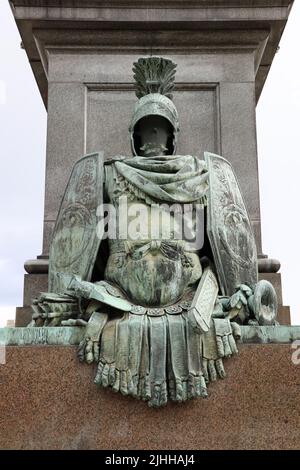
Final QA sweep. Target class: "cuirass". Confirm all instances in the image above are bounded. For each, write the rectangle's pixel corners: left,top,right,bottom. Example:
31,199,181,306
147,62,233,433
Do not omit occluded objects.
103,164,203,306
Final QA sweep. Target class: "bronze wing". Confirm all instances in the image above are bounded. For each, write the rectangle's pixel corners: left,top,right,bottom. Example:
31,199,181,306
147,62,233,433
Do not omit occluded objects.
205,152,258,296
48,152,104,294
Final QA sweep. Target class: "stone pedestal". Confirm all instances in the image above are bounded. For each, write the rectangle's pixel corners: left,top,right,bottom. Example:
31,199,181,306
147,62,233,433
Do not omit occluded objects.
0,342,299,450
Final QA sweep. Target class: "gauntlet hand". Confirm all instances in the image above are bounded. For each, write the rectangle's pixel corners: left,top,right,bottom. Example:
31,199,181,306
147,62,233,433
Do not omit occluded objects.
31,293,79,326
201,319,240,383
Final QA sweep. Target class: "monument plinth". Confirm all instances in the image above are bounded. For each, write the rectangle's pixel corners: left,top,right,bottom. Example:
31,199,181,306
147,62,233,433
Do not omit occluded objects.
1,327,300,449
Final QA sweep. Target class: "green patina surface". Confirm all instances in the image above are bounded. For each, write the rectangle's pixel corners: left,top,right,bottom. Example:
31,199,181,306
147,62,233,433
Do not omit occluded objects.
0,326,84,346
23,57,284,407
1,326,300,346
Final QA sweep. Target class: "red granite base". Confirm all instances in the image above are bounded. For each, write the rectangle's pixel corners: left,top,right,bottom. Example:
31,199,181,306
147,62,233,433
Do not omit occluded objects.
0,344,299,450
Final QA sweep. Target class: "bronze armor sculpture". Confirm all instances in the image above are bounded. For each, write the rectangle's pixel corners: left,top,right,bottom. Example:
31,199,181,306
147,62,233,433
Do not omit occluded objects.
30,57,277,407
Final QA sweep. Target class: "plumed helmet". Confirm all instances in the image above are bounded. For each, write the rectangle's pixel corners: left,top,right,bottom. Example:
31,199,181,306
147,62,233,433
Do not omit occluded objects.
129,57,180,156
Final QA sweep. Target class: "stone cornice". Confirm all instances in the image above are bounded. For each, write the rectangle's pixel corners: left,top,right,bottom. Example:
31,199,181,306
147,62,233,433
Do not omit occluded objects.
10,1,294,7
9,0,294,107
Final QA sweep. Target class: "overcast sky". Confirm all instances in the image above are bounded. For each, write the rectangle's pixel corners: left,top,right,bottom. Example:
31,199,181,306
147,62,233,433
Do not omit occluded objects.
0,1,300,326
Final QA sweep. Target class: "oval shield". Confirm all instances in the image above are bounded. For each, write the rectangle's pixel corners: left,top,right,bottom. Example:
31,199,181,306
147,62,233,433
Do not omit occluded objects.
48,152,104,294
205,152,258,296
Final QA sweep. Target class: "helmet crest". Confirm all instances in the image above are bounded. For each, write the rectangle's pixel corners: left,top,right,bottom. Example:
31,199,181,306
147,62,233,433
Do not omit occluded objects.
129,57,180,156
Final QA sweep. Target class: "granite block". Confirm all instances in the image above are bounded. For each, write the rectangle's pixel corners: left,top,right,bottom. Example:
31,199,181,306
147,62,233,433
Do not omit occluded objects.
23,273,48,307
15,307,33,328
0,344,299,449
